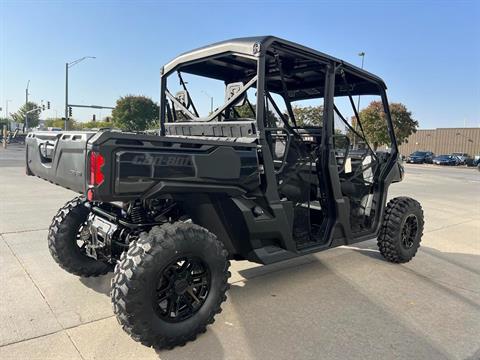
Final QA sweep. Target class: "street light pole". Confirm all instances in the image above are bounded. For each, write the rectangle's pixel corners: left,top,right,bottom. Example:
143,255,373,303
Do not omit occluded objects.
65,56,96,130
352,52,365,149
65,62,68,129
201,90,214,113
5,100,11,130
4,100,11,119
357,52,365,111
25,80,30,131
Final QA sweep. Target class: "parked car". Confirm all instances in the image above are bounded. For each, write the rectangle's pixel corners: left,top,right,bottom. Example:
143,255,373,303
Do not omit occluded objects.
451,152,470,165
406,151,434,164
433,155,458,166
465,155,478,167
473,155,480,166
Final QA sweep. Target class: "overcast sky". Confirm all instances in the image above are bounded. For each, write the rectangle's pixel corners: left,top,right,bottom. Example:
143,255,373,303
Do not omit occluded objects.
1,0,479,128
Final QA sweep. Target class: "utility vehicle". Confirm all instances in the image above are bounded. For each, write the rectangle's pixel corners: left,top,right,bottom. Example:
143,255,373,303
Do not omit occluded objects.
26,36,424,350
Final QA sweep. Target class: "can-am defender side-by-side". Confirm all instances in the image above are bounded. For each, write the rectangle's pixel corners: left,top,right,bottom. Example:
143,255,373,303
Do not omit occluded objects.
26,36,423,350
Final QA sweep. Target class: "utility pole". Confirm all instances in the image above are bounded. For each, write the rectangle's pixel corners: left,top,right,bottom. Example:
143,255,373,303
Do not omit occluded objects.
65,56,96,130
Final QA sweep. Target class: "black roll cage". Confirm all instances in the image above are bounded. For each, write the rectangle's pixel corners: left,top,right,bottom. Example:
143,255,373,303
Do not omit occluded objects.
158,39,397,160
155,37,401,256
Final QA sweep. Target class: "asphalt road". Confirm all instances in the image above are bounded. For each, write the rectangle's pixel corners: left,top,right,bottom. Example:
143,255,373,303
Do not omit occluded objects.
1,144,479,360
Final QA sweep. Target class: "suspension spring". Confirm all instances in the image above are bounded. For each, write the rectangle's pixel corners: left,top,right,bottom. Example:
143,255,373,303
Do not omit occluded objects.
129,202,148,224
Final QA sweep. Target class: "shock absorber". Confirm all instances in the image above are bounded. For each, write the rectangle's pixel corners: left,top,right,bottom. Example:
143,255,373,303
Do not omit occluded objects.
128,201,148,224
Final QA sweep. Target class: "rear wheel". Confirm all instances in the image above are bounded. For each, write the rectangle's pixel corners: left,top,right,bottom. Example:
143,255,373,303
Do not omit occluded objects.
111,222,230,350
48,196,113,276
377,197,424,263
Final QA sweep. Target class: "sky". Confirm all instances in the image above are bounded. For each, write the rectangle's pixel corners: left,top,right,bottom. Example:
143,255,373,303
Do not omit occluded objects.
1,0,479,129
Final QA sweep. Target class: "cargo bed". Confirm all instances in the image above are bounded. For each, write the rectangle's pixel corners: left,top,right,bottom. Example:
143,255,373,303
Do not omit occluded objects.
26,129,260,201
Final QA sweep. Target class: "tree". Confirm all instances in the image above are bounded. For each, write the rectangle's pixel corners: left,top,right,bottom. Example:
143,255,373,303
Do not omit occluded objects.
11,102,41,129
292,105,323,127
358,101,418,150
112,95,159,131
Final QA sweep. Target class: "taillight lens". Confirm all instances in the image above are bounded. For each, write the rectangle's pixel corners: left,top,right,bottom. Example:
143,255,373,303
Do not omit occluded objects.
89,151,105,186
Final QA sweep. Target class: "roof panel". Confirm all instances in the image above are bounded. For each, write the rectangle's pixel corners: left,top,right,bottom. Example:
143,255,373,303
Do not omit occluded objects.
163,36,386,88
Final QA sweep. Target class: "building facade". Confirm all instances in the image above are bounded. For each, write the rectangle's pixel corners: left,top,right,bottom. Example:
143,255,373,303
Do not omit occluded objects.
398,127,480,156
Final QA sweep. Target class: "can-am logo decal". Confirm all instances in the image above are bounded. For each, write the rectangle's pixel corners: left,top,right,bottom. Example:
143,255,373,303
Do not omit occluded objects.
131,154,193,167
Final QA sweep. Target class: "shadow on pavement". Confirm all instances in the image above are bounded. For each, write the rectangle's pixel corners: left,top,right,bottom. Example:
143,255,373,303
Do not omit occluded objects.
79,273,113,295
352,246,480,311
73,246,478,359
157,254,452,360
420,246,480,276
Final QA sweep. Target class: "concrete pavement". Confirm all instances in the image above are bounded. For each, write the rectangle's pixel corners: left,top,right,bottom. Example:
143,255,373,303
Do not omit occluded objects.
1,145,479,360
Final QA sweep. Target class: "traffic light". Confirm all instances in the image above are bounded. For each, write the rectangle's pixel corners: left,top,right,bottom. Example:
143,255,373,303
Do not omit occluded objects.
68,107,72,117
42,104,46,111
47,101,51,109
92,114,96,122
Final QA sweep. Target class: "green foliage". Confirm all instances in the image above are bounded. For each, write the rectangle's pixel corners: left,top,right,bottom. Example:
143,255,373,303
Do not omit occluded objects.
292,105,323,127
11,102,40,128
44,118,79,130
359,101,418,150
0,117,9,127
234,103,278,126
112,95,159,131
79,120,112,129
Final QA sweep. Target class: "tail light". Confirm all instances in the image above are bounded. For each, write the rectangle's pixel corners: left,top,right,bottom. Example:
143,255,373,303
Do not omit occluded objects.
89,151,105,186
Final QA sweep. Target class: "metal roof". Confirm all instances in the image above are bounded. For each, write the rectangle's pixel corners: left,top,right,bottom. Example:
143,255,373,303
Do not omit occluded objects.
162,35,386,88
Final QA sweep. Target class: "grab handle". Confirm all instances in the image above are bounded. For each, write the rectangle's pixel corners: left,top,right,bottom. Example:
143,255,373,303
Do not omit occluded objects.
38,140,56,163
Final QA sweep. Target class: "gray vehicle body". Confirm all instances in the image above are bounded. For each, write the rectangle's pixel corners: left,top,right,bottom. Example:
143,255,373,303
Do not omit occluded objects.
26,36,403,265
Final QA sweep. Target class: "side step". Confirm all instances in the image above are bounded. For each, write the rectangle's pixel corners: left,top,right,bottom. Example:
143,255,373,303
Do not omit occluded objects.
248,246,297,265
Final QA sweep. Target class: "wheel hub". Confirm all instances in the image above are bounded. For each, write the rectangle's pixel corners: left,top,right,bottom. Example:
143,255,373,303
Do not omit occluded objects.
401,214,418,249
154,257,210,322
174,278,189,295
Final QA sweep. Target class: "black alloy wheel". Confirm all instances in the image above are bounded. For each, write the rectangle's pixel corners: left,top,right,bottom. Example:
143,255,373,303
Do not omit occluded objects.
377,197,424,263
111,222,230,350
400,214,418,250
155,256,211,322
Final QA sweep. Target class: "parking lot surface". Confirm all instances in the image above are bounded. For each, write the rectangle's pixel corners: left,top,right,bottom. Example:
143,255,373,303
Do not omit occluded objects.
1,144,479,360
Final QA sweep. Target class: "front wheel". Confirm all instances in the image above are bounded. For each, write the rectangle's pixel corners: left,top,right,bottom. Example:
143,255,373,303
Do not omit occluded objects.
111,222,230,350
377,197,424,263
